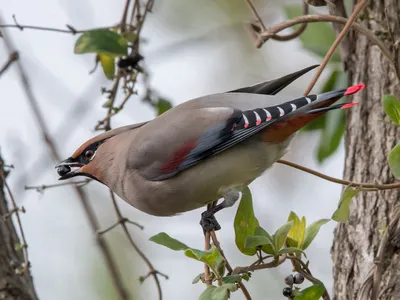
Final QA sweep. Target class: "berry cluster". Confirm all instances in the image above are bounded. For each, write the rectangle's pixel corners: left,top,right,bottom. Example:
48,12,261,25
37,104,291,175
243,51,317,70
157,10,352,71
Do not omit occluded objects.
282,273,304,298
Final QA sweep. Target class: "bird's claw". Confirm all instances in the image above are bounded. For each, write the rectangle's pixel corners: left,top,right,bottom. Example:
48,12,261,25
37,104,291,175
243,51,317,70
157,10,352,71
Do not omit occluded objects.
200,210,221,233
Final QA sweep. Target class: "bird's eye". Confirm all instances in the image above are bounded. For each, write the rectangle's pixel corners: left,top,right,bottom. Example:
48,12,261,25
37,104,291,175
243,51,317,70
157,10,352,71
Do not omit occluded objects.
84,150,95,160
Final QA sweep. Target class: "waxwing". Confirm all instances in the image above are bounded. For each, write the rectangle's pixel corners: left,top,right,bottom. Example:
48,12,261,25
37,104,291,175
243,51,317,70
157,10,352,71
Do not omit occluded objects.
55,65,364,231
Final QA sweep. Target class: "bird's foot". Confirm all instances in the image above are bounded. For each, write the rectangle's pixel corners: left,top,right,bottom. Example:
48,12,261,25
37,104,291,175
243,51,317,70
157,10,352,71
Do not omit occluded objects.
200,210,221,233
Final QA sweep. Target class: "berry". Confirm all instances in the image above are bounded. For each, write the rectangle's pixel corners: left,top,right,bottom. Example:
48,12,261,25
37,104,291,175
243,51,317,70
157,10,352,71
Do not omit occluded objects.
293,273,305,284
282,287,292,297
57,165,71,176
284,274,294,286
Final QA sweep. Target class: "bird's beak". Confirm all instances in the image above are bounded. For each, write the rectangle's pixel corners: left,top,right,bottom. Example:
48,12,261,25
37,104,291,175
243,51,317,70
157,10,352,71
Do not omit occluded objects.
55,157,84,180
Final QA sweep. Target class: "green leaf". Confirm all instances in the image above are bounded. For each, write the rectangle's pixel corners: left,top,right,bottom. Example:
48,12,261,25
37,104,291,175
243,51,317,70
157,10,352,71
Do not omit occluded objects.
301,219,330,250
277,247,306,256
388,142,400,178
149,232,189,251
98,54,115,80
284,5,340,62
74,29,128,56
156,98,173,115
222,275,242,284
287,211,306,248
199,284,238,300
192,273,204,284
332,187,361,222
382,95,400,125
254,226,276,255
234,187,260,255
295,284,325,300
185,247,220,267
244,235,274,249
273,221,294,252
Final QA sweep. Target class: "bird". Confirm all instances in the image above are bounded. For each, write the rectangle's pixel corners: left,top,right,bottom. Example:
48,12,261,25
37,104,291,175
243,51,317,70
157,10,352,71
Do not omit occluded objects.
55,65,364,232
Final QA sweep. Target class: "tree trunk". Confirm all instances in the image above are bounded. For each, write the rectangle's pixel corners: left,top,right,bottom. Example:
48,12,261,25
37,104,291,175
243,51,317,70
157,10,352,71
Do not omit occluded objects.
331,0,400,299
0,154,39,300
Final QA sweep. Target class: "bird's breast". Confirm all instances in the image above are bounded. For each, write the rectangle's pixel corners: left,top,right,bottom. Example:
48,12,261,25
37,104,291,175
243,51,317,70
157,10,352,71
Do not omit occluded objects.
118,135,293,216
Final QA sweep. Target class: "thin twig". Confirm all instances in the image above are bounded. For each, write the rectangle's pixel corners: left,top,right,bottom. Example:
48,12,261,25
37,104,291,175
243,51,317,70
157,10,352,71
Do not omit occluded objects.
95,89,133,130
24,179,91,191
109,191,164,300
0,15,130,300
256,14,392,64
303,0,368,95
0,51,18,77
277,159,400,190
210,231,252,299
245,0,266,32
0,163,29,276
288,255,331,300
97,217,144,235
204,231,212,286
120,0,132,33
271,0,309,41
232,255,287,275
0,15,115,34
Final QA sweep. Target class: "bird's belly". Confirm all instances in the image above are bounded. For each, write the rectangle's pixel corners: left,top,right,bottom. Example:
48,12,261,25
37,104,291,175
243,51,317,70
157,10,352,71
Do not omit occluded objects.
135,137,292,216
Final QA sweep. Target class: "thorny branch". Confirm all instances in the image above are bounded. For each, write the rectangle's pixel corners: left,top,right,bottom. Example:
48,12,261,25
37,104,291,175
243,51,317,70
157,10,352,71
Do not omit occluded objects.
0,163,30,276
0,14,131,300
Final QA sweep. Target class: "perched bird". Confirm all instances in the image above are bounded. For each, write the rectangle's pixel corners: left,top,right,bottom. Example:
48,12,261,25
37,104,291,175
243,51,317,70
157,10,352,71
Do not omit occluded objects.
55,65,364,231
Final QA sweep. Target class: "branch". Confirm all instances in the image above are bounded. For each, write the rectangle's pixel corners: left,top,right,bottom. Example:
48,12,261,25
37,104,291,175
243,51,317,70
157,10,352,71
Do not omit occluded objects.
0,163,30,276
0,51,18,77
109,191,165,300
204,231,212,286
255,14,392,65
245,0,266,32
277,159,400,190
24,179,91,192
271,0,309,41
0,15,131,300
0,14,115,34
97,217,144,235
303,0,368,95
210,231,252,300
232,255,287,275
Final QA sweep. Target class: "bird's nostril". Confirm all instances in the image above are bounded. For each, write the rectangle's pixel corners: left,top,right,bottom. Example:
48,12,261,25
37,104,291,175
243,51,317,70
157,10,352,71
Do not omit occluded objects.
57,165,71,176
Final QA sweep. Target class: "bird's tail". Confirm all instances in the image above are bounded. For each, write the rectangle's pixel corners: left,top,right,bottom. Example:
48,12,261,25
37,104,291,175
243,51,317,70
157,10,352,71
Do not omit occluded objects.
256,83,365,143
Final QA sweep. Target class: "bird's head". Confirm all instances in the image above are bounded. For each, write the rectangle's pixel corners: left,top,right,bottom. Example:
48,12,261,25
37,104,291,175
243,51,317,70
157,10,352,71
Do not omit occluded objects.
55,123,147,183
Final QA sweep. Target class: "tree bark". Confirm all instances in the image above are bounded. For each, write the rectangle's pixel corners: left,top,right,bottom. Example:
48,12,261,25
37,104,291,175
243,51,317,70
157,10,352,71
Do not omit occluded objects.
0,154,39,300
331,0,400,299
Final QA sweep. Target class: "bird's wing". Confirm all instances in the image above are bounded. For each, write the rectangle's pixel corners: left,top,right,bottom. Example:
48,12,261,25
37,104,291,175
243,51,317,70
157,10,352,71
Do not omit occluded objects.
227,64,318,95
129,83,365,181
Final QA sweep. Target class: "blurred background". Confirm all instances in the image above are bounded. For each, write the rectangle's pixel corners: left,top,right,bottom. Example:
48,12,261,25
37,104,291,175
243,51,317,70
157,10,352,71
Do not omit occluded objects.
0,0,347,299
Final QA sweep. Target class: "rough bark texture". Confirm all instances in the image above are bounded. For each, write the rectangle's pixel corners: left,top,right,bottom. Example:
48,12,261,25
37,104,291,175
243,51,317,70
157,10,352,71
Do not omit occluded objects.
332,0,400,299
0,154,39,300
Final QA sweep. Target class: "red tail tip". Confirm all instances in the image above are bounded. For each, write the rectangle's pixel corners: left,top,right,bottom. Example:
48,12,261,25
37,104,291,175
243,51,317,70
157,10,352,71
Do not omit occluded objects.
344,83,365,95
341,102,360,109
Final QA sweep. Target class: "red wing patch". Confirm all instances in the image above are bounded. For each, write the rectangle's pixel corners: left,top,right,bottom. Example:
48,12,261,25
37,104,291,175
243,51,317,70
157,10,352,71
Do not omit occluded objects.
159,140,198,174
261,113,324,143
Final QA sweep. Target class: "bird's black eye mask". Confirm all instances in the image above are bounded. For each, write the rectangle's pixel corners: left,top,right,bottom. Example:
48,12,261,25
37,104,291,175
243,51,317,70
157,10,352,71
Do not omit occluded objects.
55,140,103,180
